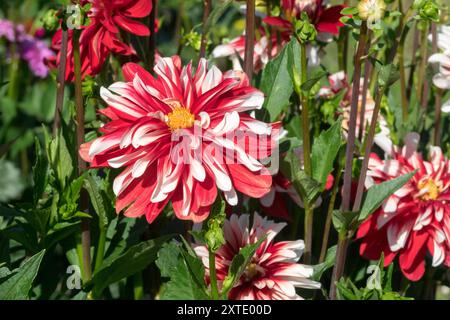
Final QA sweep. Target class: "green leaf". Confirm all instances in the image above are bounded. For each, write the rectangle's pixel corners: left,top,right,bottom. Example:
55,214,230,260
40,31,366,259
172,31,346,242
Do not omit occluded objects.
311,121,342,188
221,237,266,298
280,151,322,206
156,242,182,278
90,234,173,298
158,241,208,300
260,39,297,121
377,64,400,88
48,131,74,190
32,137,48,204
359,171,416,222
341,6,359,15
0,249,46,300
84,173,109,229
312,245,337,281
301,69,328,92
332,210,360,234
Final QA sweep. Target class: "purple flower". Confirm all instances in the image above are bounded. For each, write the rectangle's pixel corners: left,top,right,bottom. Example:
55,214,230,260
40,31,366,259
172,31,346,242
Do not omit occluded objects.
0,19,54,78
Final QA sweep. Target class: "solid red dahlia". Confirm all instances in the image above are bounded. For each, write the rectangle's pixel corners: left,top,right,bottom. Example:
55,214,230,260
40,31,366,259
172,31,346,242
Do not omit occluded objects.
357,133,450,281
194,213,320,299
50,0,152,81
80,56,279,223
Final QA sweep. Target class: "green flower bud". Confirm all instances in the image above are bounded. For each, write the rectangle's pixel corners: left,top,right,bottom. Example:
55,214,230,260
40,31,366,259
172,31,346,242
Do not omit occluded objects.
418,1,440,22
204,198,226,252
82,76,97,98
294,14,317,43
42,9,60,31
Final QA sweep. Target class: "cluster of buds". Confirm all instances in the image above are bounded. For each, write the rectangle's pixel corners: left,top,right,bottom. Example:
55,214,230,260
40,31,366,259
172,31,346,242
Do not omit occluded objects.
41,3,92,32
413,0,440,22
294,12,317,43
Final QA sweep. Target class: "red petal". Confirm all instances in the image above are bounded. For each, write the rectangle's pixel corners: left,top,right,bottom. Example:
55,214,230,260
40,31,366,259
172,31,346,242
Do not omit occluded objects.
316,6,345,35
227,164,272,198
263,17,292,30
113,14,150,36
122,62,153,82
123,0,152,18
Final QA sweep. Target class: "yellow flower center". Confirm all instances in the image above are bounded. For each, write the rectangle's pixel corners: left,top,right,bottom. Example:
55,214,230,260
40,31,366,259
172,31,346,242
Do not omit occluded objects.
165,101,195,131
418,178,440,201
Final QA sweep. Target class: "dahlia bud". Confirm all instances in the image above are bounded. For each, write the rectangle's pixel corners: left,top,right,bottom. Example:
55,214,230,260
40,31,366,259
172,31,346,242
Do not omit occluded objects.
357,0,386,24
204,199,226,252
41,9,60,31
82,76,97,98
294,13,317,43
414,0,440,22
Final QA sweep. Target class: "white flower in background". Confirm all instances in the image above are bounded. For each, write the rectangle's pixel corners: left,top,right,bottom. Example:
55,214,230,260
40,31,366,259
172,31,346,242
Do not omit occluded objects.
357,0,387,27
429,25,450,113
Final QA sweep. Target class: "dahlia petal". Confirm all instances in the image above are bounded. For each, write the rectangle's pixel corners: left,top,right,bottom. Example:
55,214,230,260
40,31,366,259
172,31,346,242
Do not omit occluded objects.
123,0,152,18
387,220,413,252
113,14,150,36
223,187,238,206
228,164,272,198
201,65,223,94
210,111,240,136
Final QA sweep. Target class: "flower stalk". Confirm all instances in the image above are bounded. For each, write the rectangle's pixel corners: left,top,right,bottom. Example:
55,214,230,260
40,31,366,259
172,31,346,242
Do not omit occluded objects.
148,0,157,69
200,0,212,58
244,0,255,81
353,86,384,211
53,29,68,136
73,28,92,283
319,161,343,264
341,21,368,213
431,23,442,146
208,248,219,300
416,21,429,106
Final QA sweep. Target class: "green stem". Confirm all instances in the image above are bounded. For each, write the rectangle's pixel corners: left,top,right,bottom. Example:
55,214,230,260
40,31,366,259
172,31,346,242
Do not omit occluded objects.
303,204,313,264
396,0,408,120
199,0,212,58
133,272,144,300
341,21,368,212
319,165,343,264
53,29,68,137
416,22,428,106
329,233,349,300
73,29,92,283
147,0,157,69
94,226,106,272
299,41,313,264
208,248,219,300
244,0,255,82
300,42,312,176
353,86,384,212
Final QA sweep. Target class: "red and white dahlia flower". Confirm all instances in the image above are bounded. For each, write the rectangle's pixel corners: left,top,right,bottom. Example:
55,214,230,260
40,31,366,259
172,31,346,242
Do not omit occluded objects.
428,25,450,113
194,213,321,299
357,133,450,281
263,0,345,37
50,0,152,81
80,56,279,223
